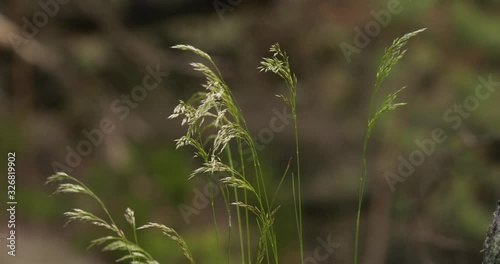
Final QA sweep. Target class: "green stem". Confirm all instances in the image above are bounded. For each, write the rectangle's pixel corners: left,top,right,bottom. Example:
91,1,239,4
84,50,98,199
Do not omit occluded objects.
227,146,245,264
209,174,223,264
237,140,252,264
354,87,378,264
292,105,304,264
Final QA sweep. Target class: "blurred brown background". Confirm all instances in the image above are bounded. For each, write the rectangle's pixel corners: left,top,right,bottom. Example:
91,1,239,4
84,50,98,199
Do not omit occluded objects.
1,0,500,263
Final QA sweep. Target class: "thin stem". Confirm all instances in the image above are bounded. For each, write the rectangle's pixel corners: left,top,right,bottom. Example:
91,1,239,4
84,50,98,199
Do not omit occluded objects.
237,139,252,264
132,220,139,247
227,146,245,264
209,174,223,264
292,105,304,264
219,175,232,264
284,54,303,264
354,87,378,264
248,143,278,262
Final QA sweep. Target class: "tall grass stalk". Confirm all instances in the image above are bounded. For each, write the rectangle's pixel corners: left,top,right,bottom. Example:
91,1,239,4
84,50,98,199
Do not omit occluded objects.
169,44,294,263
353,28,426,264
259,43,304,263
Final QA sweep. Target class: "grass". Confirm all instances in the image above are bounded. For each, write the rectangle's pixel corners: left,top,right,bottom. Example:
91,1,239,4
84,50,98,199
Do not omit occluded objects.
353,28,425,264
46,29,425,264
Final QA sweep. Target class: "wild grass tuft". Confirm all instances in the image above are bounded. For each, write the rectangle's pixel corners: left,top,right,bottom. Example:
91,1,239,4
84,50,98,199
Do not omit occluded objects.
46,29,424,263
168,42,303,264
259,43,304,263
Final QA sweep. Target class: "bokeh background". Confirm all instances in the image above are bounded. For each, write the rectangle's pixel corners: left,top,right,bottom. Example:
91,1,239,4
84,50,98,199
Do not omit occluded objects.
1,0,500,263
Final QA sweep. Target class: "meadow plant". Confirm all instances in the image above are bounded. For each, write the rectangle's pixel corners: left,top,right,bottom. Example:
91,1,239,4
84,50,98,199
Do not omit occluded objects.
46,172,195,264
47,29,424,264
353,28,425,264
